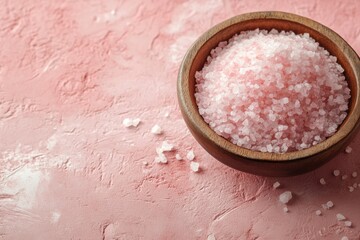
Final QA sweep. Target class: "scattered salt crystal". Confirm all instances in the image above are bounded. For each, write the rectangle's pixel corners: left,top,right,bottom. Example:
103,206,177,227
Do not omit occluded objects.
207,234,216,240
283,207,289,213
333,170,340,177
344,221,352,227
160,141,174,152
155,142,174,164
326,201,334,209
151,124,163,135
345,146,352,153
352,171,358,178
190,161,200,172
323,201,334,209
315,210,322,216
320,178,326,185
186,150,195,161
175,153,183,160
155,153,167,164
348,186,354,192
122,118,133,127
195,29,349,153
122,118,141,127
336,213,346,221
143,161,148,165
342,175,348,180
164,112,170,118
341,237,349,240
353,183,358,188
279,191,292,204
273,181,281,189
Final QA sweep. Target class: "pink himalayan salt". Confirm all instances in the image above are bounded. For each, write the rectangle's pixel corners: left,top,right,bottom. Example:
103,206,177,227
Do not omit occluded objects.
345,146,352,153
195,29,350,153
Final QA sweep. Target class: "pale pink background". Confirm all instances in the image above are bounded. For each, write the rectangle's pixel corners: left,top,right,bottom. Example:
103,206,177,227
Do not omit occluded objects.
0,0,359,239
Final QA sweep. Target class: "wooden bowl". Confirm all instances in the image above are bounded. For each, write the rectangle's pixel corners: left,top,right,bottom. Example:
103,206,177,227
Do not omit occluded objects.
177,11,360,177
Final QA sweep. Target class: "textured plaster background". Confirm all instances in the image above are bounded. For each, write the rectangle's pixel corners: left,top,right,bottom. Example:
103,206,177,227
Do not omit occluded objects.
0,0,359,239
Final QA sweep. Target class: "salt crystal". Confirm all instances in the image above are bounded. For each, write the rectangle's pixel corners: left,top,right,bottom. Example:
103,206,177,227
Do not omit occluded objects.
348,186,354,192
186,150,195,161
336,213,346,221
344,221,352,227
315,210,322,216
342,175,348,180
164,112,170,118
341,237,349,240
160,141,174,152
155,153,167,164
122,118,141,128
279,191,292,204
333,170,340,176
353,183,358,188
283,207,289,213
320,178,326,185
151,124,163,135
345,146,352,153
273,181,281,189
352,171,358,178
175,154,183,160
190,161,200,172
122,118,133,127
143,161,148,165
326,201,334,209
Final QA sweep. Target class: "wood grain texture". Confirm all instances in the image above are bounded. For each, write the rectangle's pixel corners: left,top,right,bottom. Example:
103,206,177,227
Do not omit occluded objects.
177,11,360,176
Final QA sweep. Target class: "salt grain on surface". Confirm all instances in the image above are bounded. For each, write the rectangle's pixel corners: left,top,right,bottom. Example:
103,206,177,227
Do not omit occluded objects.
342,175,348,180
279,191,292,204
154,141,174,164
122,118,141,128
190,161,200,172
151,124,163,135
315,210,322,216
348,186,354,192
341,237,349,240
336,213,346,221
320,178,326,185
283,207,289,213
155,152,167,164
175,153,183,160
322,201,334,210
159,141,174,152
333,170,341,177
195,29,350,153
273,181,281,189
186,150,195,161
345,146,352,153
327,201,334,208
352,171,358,178
344,221,352,227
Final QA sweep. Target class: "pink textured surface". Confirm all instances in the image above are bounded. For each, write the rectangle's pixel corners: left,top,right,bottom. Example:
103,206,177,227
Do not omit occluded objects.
0,1,359,239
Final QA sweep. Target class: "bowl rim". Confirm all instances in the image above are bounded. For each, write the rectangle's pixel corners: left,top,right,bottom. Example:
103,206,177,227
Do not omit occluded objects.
177,11,360,162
